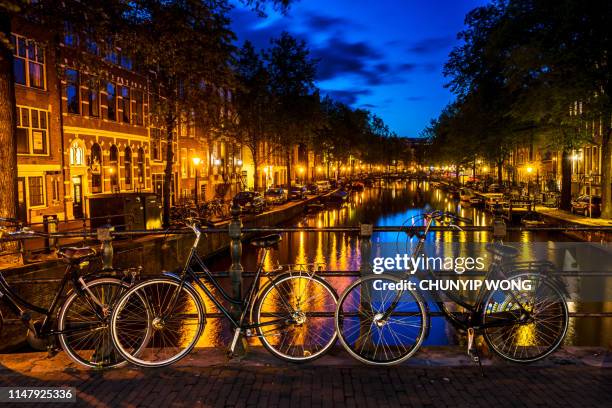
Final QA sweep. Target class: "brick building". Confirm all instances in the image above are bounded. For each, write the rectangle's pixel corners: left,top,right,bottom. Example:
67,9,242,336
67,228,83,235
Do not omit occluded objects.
10,19,249,223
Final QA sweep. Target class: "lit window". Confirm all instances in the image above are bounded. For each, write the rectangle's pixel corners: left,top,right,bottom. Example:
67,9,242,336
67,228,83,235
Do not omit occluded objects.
70,141,85,165
16,106,49,155
28,176,45,207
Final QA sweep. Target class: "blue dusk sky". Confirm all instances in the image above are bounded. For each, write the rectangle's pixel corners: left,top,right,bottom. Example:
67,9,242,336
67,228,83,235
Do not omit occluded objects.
229,0,487,137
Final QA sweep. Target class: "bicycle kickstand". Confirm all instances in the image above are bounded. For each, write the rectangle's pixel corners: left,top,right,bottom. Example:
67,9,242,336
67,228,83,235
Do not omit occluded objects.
467,328,485,377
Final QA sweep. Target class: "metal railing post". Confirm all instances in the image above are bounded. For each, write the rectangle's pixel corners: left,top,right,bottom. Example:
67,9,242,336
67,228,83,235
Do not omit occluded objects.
228,201,246,356
359,223,373,276
97,225,115,270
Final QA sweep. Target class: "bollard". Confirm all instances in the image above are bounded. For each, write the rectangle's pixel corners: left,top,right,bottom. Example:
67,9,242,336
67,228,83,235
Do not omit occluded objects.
228,201,246,357
492,204,507,241
97,225,115,270
42,214,58,252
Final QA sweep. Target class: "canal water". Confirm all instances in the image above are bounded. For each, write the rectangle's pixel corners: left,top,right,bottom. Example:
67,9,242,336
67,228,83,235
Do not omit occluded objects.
205,180,611,348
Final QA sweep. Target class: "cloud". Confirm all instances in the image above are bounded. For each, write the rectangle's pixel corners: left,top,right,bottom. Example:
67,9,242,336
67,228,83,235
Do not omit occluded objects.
407,36,455,54
323,89,371,105
304,13,355,30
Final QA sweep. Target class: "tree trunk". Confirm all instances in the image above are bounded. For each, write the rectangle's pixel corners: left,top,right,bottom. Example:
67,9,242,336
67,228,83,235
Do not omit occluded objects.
560,149,572,210
162,114,175,227
285,147,292,188
600,128,612,219
252,146,259,191
497,160,503,185
0,13,18,221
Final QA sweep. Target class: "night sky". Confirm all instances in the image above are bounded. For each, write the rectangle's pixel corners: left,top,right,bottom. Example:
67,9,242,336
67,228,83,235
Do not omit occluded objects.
230,0,486,137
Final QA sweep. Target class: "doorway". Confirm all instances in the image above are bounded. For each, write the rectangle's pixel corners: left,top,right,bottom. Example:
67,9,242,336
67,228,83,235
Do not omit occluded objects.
17,177,27,222
72,176,83,218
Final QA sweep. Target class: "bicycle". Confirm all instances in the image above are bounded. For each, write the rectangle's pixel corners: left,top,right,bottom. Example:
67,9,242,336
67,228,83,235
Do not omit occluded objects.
0,220,148,368
109,220,338,367
335,210,569,365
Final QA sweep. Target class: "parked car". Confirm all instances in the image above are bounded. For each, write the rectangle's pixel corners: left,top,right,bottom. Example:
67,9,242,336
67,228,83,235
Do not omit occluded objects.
232,191,266,213
570,195,601,217
264,188,287,205
316,180,332,192
306,183,319,194
288,185,308,200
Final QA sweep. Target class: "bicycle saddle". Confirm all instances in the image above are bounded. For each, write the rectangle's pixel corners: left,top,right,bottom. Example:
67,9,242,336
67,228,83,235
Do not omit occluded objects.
250,234,282,248
485,243,519,258
58,247,97,263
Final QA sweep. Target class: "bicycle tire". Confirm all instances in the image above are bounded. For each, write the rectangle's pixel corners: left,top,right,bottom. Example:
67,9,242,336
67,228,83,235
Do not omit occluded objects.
254,273,338,362
58,278,142,368
110,277,205,367
482,273,569,363
335,274,428,365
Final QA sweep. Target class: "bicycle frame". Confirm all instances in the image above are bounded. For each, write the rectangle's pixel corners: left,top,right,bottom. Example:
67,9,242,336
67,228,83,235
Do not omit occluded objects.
166,227,294,332
382,214,534,332
0,263,106,337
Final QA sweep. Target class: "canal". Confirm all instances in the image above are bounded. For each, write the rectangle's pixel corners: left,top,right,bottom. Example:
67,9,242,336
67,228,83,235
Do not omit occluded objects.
205,179,611,348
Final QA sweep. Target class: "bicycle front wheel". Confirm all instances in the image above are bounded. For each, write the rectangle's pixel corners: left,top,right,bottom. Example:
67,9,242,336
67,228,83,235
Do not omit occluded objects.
482,273,569,363
58,278,135,368
255,273,338,362
335,274,427,365
110,278,205,367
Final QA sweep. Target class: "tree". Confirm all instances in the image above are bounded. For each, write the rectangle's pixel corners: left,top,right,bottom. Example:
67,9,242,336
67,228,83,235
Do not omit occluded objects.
0,1,19,221
122,0,234,225
265,32,317,187
231,41,275,191
498,0,612,216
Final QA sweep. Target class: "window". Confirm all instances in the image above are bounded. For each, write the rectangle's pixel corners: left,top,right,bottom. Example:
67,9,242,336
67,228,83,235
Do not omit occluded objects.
106,82,116,121
11,34,45,89
151,128,161,161
65,69,80,114
63,22,77,47
109,145,119,189
133,90,143,125
120,55,132,70
28,176,44,207
86,80,100,117
121,86,130,123
16,106,49,155
137,147,145,184
91,143,103,193
51,178,59,202
69,141,84,165
125,147,132,187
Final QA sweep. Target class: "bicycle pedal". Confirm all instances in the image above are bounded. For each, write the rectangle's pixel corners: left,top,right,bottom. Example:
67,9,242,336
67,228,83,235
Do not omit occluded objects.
46,347,60,358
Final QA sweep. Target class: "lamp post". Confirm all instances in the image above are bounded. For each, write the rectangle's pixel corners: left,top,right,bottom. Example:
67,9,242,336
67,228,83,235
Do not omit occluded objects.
526,165,533,205
192,157,201,206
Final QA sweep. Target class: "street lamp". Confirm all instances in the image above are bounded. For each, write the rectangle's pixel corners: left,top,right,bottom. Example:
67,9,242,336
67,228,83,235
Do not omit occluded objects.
526,165,533,202
192,157,201,206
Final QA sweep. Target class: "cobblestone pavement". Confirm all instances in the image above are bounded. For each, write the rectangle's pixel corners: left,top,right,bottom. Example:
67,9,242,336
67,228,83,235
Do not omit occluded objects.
1,347,611,407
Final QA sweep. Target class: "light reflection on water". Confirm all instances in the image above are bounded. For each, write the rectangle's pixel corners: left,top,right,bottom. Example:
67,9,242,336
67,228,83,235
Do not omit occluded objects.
200,180,610,347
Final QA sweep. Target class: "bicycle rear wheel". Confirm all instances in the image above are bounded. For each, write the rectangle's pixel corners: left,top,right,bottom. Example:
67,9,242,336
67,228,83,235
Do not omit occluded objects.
254,273,338,362
482,273,568,363
335,274,427,365
110,278,205,367
58,278,137,368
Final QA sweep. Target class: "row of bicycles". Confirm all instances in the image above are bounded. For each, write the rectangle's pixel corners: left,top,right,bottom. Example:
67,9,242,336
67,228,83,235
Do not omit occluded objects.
0,210,569,368
170,199,229,224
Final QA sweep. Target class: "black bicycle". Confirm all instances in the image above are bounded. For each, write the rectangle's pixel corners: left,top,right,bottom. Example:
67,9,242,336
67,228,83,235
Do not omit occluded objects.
0,221,147,368
109,220,338,367
335,210,569,365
